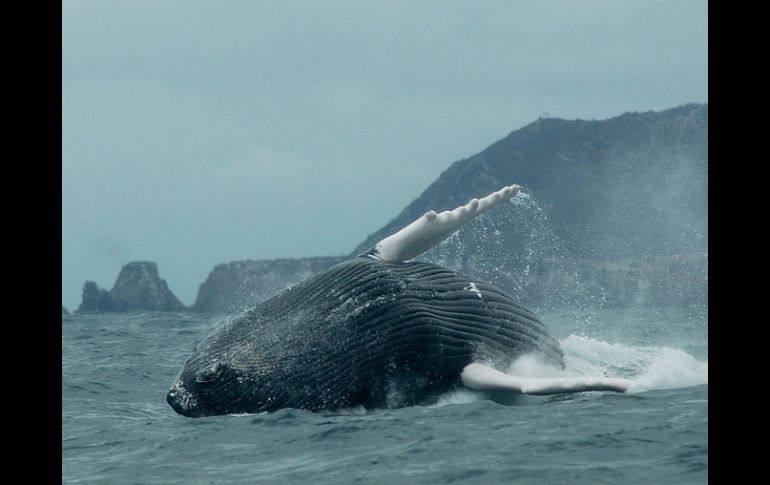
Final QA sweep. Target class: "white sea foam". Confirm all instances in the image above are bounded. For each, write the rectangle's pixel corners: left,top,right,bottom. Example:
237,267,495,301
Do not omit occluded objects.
536,335,708,393
433,388,487,406
432,334,707,406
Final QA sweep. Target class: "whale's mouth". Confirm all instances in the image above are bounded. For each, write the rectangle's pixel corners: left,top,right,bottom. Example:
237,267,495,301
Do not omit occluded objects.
167,363,253,417
167,379,204,417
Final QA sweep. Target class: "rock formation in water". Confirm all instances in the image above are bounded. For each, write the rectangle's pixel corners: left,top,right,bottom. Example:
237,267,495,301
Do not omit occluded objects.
62,305,70,315
192,256,346,313
77,281,122,313
76,262,186,312
110,262,187,311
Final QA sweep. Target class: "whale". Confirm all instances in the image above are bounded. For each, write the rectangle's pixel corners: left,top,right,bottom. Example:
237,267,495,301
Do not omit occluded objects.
167,184,632,417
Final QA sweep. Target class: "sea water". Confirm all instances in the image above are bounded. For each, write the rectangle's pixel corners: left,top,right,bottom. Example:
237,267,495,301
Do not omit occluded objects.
62,306,707,484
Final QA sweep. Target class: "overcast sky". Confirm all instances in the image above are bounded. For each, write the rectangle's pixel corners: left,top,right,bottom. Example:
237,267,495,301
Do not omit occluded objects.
62,0,708,310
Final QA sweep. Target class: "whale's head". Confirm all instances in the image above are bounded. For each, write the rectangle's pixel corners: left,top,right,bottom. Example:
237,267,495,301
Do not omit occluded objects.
166,323,288,417
167,356,288,417
167,361,237,417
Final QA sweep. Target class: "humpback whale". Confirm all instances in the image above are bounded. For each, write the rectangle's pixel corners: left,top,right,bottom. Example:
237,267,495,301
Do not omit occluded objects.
168,185,632,417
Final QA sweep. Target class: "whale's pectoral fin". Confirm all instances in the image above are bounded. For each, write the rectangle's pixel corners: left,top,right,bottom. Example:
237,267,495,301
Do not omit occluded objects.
460,363,633,395
369,184,520,262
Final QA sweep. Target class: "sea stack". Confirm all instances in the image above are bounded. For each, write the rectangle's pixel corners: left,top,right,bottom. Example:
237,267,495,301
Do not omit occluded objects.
77,281,122,312
110,261,186,311
76,261,187,312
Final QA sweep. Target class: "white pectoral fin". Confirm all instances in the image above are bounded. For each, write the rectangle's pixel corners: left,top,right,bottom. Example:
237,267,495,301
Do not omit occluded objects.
373,184,520,262
460,363,633,395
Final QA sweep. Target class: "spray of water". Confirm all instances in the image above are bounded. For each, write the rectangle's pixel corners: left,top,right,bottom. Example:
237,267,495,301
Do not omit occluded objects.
419,189,606,314
432,335,708,408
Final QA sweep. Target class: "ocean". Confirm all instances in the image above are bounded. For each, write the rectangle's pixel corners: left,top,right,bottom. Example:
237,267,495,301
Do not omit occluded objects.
62,306,707,484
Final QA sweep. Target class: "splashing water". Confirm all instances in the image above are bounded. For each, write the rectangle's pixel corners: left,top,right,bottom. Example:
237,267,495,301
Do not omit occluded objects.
420,190,603,310
433,333,707,407
560,335,708,392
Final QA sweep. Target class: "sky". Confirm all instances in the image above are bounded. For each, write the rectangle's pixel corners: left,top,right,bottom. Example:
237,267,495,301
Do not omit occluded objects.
62,0,708,310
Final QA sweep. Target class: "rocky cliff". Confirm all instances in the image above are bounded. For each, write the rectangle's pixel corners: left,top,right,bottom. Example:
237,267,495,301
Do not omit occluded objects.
76,105,706,314
354,104,707,261
351,104,707,309
192,256,346,313
76,262,186,312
